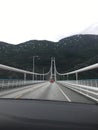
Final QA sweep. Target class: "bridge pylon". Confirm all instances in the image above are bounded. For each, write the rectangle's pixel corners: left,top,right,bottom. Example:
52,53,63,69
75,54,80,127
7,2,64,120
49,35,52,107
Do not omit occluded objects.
50,57,57,81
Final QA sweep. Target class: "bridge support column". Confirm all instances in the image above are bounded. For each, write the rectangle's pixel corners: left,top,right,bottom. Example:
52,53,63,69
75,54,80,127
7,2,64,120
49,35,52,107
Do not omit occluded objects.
67,74,69,80
75,73,78,84
24,73,26,80
50,57,57,81
43,68,44,81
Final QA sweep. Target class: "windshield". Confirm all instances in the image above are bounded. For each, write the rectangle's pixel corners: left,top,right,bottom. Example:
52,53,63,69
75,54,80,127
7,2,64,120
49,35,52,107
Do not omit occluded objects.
0,0,98,104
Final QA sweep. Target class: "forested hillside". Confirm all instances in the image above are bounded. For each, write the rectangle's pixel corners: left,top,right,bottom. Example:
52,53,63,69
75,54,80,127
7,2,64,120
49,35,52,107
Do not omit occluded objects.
0,34,98,75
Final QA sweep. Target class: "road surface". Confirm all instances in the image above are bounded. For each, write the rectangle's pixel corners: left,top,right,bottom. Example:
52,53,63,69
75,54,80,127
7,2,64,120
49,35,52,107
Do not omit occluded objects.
0,81,95,103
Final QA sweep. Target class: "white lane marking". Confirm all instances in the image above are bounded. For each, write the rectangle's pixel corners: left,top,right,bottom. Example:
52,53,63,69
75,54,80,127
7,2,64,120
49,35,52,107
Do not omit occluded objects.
56,84,71,102
15,82,50,99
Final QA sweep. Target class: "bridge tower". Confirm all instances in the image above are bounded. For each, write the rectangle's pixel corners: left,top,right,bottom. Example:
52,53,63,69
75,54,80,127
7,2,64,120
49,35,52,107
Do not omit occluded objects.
50,57,57,81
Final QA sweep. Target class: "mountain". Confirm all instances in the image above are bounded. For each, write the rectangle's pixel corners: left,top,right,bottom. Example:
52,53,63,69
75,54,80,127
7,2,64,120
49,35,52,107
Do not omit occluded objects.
0,34,98,79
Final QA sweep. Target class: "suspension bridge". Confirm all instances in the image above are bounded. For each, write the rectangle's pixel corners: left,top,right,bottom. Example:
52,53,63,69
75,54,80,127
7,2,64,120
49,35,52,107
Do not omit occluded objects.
0,57,98,103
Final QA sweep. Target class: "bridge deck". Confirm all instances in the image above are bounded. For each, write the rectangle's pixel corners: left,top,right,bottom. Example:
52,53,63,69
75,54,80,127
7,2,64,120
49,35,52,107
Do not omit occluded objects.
0,82,95,104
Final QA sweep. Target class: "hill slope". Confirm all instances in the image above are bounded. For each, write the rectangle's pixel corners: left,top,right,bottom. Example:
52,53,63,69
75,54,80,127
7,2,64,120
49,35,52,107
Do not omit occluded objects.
0,34,98,74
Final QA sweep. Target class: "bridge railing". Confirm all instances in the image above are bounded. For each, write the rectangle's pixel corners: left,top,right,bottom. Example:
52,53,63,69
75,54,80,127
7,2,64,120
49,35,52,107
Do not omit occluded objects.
65,79,98,87
58,80,98,102
0,80,44,90
56,63,98,102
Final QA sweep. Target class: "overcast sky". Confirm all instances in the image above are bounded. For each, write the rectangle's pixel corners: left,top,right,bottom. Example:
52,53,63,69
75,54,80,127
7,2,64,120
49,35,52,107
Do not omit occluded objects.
0,0,98,44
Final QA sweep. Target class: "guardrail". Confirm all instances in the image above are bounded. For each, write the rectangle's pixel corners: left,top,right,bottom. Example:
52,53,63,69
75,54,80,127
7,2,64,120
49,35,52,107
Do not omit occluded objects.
0,80,44,90
58,80,98,102
65,79,98,87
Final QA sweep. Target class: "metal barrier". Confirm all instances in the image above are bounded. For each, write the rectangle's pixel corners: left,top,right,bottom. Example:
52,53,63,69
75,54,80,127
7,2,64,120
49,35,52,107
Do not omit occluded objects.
64,79,98,87
59,81,98,102
0,80,44,90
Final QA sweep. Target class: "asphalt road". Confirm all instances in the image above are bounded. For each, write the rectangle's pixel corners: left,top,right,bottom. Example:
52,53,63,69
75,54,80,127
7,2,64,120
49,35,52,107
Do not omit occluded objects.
0,81,95,103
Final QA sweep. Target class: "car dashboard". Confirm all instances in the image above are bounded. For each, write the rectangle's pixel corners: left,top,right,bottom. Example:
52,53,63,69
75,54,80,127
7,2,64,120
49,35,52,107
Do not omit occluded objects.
0,99,97,130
